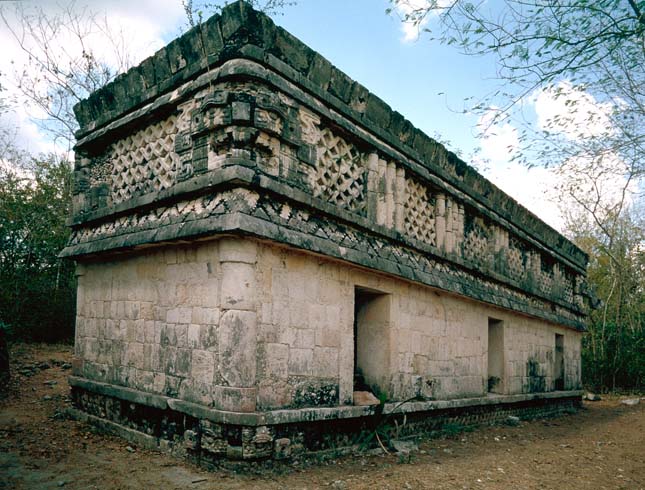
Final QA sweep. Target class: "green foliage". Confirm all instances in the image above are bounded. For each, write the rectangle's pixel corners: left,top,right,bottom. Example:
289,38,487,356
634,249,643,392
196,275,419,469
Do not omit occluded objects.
0,153,76,342
441,422,467,439
567,210,644,391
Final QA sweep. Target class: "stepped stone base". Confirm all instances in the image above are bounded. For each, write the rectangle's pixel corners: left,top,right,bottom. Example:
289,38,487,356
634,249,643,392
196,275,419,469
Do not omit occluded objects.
69,377,582,464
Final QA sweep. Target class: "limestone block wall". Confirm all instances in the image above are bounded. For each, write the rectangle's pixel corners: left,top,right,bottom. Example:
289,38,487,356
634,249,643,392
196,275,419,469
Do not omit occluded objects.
63,1,593,335
255,244,353,409
75,242,221,405
74,237,582,413
66,2,588,420
503,323,581,394
74,238,262,412
253,241,583,409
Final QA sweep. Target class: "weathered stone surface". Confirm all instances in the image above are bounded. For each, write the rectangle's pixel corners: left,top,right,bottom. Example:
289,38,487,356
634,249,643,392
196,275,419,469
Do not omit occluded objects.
70,384,582,463
273,437,291,460
390,439,418,454
620,398,640,406
218,309,257,387
220,262,256,311
212,385,257,412
69,3,588,277
218,237,257,264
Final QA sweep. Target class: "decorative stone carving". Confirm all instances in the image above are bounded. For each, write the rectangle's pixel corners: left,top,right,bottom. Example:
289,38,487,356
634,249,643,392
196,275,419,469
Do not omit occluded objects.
312,128,366,214
298,108,321,145
110,114,182,204
88,155,112,187
507,237,527,282
463,215,492,266
68,189,260,246
404,177,436,247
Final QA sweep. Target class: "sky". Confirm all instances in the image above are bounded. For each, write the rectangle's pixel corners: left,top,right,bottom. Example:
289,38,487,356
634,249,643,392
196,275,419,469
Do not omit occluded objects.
0,0,604,232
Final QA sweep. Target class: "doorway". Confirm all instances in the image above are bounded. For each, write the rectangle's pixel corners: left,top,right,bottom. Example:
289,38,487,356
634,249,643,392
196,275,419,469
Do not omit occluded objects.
353,287,390,397
487,318,504,394
554,334,564,390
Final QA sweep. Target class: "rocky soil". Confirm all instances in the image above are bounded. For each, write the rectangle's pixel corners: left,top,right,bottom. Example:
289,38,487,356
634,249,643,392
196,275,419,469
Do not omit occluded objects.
1,343,643,490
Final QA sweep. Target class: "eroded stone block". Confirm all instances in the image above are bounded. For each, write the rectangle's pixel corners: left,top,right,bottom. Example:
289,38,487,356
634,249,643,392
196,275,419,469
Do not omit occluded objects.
219,310,257,387
212,385,257,412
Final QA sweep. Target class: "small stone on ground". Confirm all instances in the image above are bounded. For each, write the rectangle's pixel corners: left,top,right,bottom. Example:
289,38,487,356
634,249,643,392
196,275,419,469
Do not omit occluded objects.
352,391,380,406
391,439,419,454
620,398,640,406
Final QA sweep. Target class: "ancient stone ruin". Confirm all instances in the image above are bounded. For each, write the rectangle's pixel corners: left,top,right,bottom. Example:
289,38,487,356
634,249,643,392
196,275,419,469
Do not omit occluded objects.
62,1,591,462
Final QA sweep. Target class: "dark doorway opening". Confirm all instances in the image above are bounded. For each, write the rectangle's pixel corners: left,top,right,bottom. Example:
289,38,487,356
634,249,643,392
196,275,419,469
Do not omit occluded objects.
353,287,390,397
554,334,565,390
487,318,504,394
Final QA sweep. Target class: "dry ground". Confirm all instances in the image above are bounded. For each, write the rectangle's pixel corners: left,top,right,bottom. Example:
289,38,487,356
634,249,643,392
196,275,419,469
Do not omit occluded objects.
1,343,643,490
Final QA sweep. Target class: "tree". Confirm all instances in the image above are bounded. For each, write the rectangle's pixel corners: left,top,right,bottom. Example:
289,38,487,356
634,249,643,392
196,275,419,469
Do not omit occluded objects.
0,150,76,342
554,110,643,391
0,2,135,151
0,2,146,341
565,206,644,390
390,0,644,191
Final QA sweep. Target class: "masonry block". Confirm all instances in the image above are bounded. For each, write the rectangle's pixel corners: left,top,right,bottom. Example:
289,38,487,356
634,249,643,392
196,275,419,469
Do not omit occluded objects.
219,309,257,387
212,385,257,412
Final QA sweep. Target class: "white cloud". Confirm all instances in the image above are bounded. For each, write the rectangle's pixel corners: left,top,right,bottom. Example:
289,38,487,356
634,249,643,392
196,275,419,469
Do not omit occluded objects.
532,81,616,141
476,108,520,163
530,81,637,222
555,151,638,219
469,90,631,232
470,108,564,230
394,0,452,42
483,162,564,231
1,105,63,155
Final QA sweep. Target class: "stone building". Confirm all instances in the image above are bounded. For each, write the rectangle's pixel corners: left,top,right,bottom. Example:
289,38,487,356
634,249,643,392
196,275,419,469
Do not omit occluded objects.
62,2,590,461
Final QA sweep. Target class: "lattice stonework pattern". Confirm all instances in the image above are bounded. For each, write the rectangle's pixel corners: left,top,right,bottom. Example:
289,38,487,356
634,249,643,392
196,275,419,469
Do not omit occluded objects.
538,271,554,296
506,249,524,282
68,188,259,246
563,272,575,303
463,218,491,266
313,128,366,214
109,114,180,204
404,177,436,246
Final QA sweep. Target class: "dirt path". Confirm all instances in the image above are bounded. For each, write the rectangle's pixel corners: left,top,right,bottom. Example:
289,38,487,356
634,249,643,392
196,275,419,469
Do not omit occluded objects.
1,343,643,490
